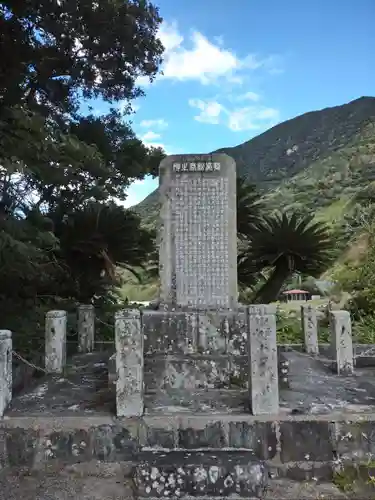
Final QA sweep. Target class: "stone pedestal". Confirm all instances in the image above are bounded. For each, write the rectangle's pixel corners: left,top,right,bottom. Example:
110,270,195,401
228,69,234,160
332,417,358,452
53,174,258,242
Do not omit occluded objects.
78,304,95,353
301,305,318,355
45,310,67,373
330,310,353,375
0,330,12,417
248,305,279,415
115,309,144,417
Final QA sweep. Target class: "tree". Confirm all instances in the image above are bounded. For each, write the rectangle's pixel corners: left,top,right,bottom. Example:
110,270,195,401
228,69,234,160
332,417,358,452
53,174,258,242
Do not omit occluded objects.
53,202,155,302
236,177,264,240
0,0,166,354
238,211,335,303
0,0,164,115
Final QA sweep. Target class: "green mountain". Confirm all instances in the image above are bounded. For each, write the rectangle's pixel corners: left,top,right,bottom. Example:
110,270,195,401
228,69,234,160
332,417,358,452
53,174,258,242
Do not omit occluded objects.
135,96,375,228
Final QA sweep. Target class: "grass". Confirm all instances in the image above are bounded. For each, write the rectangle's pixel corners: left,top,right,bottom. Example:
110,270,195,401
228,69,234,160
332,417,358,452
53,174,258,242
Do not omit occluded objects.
333,460,375,494
315,196,352,223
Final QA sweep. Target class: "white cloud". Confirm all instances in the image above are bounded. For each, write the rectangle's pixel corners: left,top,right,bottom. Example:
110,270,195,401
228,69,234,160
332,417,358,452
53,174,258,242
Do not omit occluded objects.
141,131,161,141
163,30,239,84
227,106,279,131
136,21,281,87
237,91,261,102
188,98,224,124
140,118,168,129
159,20,183,53
188,97,279,132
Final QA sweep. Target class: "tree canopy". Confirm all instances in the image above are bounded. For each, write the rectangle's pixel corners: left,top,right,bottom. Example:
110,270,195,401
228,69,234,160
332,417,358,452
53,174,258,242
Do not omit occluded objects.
0,0,165,352
0,0,163,114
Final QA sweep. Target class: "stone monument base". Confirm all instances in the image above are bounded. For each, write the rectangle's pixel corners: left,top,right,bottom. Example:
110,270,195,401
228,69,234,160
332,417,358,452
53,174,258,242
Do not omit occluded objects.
111,306,284,416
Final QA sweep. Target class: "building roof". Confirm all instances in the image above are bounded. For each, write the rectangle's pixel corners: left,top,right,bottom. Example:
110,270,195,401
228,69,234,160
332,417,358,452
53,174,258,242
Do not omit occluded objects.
282,289,310,294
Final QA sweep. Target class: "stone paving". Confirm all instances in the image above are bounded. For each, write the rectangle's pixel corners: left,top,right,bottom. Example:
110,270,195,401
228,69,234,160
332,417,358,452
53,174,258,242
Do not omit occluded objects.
4,351,375,498
0,463,135,500
6,349,375,417
6,351,114,417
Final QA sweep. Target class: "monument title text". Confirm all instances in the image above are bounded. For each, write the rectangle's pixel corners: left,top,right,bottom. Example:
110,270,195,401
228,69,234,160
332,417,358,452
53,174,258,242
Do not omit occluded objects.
172,161,221,173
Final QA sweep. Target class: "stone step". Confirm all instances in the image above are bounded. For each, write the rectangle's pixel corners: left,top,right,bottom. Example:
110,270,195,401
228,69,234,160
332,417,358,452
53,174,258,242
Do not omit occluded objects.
134,450,268,498
2,461,372,500
0,462,136,500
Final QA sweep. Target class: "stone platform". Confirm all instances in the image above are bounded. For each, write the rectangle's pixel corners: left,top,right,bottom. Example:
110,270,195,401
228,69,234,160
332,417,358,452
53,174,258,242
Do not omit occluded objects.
6,351,115,417
7,348,375,417
1,465,367,499
3,350,375,497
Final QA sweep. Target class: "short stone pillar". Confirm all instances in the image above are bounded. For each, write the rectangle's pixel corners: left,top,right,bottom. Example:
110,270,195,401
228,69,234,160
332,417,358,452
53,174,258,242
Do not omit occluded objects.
0,330,12,417
45,310,67,373
78,304,95,353
248,305,279,415
330,310,353,375
301,305,319,355
115,309,144,417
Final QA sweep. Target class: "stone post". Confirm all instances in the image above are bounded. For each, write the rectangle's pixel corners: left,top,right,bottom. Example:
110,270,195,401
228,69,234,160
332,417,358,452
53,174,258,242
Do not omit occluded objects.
115,309,144,417
0,330,12,417
301,305,319,355
330,310,353,375
45,310,67,373
78,304,95,353
248,305,279,415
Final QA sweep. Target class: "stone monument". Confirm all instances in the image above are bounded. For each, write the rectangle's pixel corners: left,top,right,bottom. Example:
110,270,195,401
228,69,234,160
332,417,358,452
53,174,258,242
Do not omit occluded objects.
113,152,279,423
158,153,237,310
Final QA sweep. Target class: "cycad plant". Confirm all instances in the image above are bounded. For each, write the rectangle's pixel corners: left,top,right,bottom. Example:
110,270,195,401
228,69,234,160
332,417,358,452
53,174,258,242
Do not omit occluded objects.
236,177,264,240
238,211,335,303
53,202,155,301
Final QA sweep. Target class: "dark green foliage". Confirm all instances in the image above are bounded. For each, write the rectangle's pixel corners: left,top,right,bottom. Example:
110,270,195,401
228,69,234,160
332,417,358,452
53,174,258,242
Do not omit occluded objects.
236,177,264,240
53,202,155,301
0,0,163,113
239,212,335,303
0,0,165,356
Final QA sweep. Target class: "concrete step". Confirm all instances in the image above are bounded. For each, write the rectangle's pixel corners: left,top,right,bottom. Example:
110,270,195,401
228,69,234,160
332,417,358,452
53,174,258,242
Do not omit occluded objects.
1,463,372,500
0,462,136,500
134,450,268,498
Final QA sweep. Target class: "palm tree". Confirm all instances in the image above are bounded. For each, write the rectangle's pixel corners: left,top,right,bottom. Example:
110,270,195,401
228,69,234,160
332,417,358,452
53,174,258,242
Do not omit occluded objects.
238,211,335,304
53,202,155,301
236,177,264,240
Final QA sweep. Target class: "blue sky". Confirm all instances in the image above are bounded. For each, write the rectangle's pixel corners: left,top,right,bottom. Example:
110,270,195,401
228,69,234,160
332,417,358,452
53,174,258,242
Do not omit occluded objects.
85,0,374,208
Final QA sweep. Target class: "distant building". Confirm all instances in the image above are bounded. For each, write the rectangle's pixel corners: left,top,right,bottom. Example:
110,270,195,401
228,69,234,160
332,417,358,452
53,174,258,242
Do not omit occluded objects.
281,289,311,302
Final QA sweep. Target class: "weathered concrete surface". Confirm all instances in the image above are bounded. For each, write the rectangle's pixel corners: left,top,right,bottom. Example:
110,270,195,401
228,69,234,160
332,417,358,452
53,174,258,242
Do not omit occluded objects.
158,153,238,310
6,351,114,416
3,413,375,469
135,450,268,498
144,349,375,415
264,479,371,499
301,305,319,355
1,470,369,500
0,462,135,500
78,304,95,354
115,309,144,417
3,413,375,497
45,310,67,374
280,350,375,414
248,306,279,415
8,349,375,417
